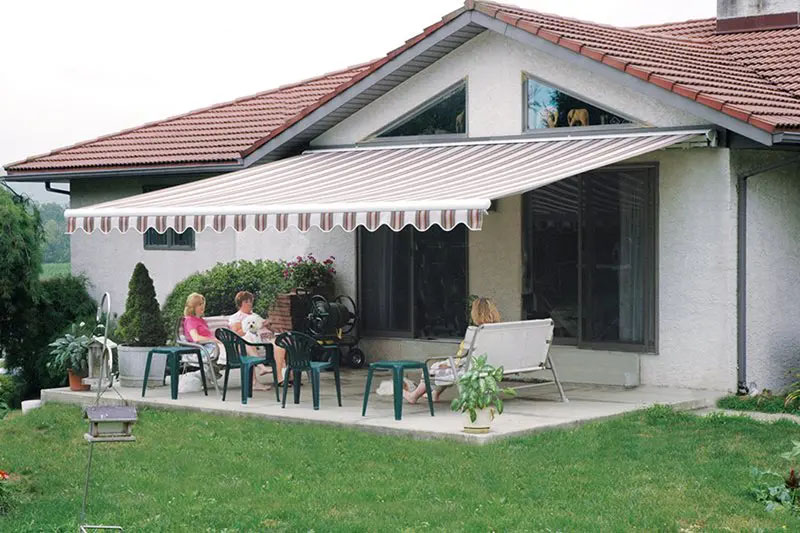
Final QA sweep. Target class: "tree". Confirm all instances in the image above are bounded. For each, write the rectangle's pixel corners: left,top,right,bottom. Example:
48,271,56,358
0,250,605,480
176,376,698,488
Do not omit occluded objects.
0,188,42,361
117,263,167,346
38,202,69,263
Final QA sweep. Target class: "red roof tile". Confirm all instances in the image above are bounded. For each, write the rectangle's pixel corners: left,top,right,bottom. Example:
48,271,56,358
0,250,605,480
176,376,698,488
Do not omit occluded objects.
9,1,800,174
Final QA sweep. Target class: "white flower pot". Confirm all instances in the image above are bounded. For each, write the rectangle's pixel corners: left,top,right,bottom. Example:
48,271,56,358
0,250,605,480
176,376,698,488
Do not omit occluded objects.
462,408,494,434
21,399,42,414
118,346,166,388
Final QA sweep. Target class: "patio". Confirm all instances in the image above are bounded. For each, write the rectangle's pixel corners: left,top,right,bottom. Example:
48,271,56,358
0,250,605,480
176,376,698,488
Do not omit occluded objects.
41,369,722,444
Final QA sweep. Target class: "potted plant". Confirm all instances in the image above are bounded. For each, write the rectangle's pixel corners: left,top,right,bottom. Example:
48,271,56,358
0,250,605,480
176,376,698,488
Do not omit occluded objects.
272,254,337,330
116,263,168,388
450,355,517,434
47,322,92,391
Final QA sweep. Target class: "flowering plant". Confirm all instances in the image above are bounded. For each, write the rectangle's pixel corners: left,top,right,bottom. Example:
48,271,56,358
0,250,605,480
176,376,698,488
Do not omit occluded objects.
0,468,15,515
281,254,336,291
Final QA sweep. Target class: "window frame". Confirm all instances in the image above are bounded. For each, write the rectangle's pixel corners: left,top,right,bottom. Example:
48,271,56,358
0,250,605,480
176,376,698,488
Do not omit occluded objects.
141,184,196,251
143,227,196,251
364,79,469,142
521,72,638,133
356,226,469,340
522,163,659,353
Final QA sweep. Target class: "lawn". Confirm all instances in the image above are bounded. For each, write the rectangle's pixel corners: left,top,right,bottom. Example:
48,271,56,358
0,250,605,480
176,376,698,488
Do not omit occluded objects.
40,262,70,280
718,393,800,415
1,405,799,531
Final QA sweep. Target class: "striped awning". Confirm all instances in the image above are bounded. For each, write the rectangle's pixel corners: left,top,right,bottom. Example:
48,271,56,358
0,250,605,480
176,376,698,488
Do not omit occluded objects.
65,128,710,234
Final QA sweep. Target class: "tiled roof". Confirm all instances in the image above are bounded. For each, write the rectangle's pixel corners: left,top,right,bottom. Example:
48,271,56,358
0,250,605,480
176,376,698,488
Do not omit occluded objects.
474,0,800,132
9,1,800,174
5,63,376,172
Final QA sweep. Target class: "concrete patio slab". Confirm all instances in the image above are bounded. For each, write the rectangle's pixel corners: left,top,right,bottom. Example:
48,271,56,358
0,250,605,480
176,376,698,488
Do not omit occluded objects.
41,369,724,444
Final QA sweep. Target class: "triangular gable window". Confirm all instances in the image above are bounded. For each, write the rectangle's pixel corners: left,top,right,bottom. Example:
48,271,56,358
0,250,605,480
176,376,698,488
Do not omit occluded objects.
376,82,466,138
525,76,632,130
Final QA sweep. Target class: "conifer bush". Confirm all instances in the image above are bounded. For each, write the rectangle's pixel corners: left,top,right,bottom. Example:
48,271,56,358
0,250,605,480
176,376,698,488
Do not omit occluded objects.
117,263,167,346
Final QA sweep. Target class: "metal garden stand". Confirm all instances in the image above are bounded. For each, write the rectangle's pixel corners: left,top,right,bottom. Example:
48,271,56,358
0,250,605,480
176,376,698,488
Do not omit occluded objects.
79,293,137,532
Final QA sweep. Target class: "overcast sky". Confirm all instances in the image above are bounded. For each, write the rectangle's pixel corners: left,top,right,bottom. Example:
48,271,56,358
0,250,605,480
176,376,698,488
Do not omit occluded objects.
0,0,717,204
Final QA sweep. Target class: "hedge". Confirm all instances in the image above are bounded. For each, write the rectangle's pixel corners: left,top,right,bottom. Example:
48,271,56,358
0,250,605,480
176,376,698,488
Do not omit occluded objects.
162,260,292,332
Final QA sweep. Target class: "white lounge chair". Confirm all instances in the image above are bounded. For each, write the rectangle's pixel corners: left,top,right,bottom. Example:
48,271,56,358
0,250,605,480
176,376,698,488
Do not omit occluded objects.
435,319,568,402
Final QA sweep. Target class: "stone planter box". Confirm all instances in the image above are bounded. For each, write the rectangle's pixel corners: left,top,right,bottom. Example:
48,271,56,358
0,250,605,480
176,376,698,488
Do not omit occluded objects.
118,346,166,388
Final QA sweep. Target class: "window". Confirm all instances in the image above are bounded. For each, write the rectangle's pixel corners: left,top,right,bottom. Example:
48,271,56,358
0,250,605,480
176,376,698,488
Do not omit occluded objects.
524,76,631,130
523,166,657,351
143,228,195,250
375,81,466,138
141,184,195,250
359,225,468,338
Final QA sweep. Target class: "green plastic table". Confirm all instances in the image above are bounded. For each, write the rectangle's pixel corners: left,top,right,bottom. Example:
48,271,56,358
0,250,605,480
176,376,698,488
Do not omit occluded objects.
362,360,434,421
141,346,206,400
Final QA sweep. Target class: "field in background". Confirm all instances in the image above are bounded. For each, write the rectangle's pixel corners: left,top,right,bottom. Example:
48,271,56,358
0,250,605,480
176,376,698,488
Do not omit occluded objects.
40,263,70,279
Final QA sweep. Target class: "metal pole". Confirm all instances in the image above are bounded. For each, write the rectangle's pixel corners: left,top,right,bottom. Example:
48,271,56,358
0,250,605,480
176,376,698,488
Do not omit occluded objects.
80,442,94,524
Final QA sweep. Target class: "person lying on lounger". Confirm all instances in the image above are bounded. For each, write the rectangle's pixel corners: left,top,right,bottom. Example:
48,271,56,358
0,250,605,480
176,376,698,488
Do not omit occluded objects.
404,297,501,404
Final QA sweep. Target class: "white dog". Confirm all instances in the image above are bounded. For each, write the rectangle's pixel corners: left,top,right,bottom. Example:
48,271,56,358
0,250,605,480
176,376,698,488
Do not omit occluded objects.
241,313,265,344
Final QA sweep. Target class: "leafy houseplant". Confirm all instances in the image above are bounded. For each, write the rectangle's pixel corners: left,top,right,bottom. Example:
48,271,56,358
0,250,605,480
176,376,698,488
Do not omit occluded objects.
47,322,93,391
116,263,168,388
450,354,517,434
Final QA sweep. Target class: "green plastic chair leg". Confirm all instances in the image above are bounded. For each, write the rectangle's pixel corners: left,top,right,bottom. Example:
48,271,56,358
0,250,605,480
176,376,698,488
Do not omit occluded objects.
222,367,230,402
141,350,153,398
310,369,321,410
334,366,342,407
421,366,435,417
270,361,280,402
362,367,374,416
392,367,404,421
169,353,180,400
292,370,302,404
240,366,249,405
281,375,290,408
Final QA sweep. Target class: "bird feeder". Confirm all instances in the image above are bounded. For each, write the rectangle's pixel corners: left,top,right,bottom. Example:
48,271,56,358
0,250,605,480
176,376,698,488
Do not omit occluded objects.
84,406,137,443
85,337,116,390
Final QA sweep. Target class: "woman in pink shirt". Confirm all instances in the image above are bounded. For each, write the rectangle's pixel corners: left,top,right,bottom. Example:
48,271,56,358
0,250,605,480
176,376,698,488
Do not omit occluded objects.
183,293,223,358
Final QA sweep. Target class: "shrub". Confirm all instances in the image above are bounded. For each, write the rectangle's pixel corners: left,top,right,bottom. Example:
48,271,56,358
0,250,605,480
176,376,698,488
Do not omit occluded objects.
47,322,92,378
280,254,336,292
0,373,23,410
162,259,292,330
4,275,96,399
0,189,42,369
117,263,167,347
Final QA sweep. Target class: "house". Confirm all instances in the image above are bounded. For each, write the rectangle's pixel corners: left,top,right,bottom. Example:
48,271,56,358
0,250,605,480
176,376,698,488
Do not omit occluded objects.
5,0,800,394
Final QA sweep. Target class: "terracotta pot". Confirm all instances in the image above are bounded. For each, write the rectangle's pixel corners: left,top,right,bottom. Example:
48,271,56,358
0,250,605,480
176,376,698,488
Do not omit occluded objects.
67,369,90,391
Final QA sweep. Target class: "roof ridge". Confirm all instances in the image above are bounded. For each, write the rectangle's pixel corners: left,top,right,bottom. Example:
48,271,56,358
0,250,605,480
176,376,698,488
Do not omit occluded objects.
5,61,377,170
632,17,716,31
474,1,713,45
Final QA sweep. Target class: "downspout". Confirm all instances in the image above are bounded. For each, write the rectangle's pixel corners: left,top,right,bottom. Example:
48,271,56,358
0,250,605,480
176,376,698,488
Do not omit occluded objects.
736,155,800,395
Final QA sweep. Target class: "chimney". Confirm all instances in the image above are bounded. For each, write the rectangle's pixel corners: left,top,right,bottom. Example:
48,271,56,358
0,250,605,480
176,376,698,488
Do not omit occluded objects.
717,0,800,32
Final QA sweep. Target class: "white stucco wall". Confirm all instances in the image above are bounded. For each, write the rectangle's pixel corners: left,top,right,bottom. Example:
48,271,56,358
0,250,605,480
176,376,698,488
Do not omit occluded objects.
71,178,357,314
734,150,800,392
312,30,704,146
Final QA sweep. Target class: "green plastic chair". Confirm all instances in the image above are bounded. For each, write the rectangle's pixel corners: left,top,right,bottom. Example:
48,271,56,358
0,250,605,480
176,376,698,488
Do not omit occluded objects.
215,328,278,405
275,331,342,410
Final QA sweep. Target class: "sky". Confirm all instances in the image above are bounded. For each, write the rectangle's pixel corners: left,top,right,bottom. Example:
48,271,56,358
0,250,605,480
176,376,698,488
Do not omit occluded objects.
0,0,717,204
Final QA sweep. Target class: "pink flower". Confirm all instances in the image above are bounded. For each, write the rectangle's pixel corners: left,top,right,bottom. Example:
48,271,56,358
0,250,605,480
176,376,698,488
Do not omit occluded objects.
296,256,302,261
310,257,316,263
0,470,9,480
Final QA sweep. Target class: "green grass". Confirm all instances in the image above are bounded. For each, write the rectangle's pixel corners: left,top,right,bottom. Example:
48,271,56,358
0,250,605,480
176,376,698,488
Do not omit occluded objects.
718,393,800,415
40,263,70,280
1,405,799,531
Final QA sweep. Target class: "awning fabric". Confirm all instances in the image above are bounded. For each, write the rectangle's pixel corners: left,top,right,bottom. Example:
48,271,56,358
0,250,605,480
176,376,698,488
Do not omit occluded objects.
65,129,708,234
